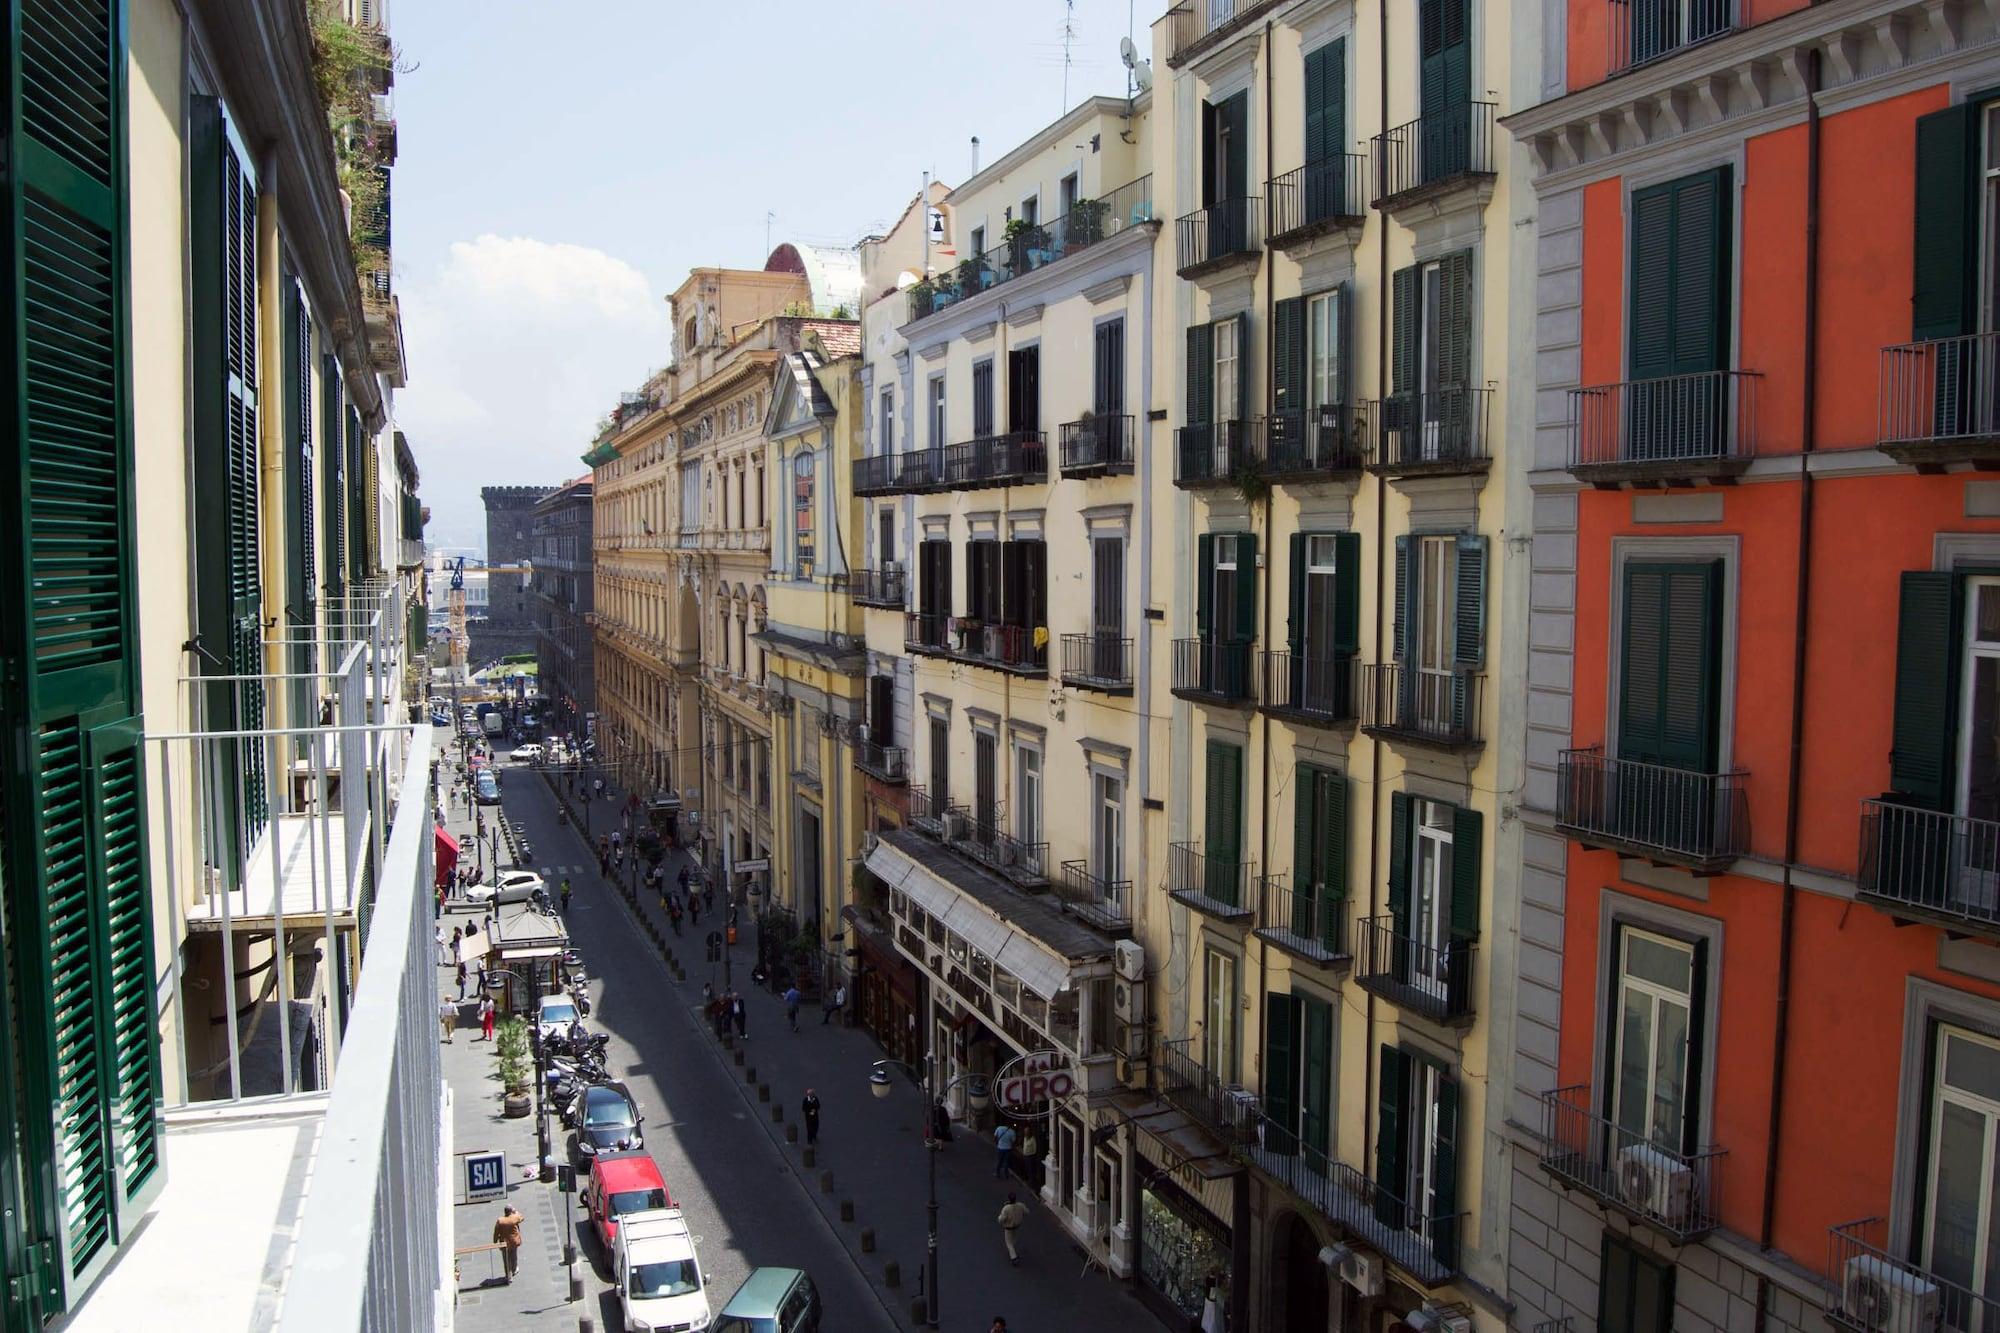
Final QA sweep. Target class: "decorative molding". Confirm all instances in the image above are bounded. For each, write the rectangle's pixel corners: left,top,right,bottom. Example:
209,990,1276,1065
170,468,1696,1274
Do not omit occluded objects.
1082,274,1134,304
1003,302,1044,328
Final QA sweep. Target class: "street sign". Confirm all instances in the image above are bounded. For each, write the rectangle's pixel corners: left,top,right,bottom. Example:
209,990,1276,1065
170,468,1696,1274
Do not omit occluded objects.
465,1150,507,1202
735,858,770,873
993,1050,1076,1119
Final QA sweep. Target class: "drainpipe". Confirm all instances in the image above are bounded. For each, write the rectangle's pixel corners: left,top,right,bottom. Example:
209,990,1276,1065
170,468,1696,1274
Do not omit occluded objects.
1250,29,1276,1333
1363,0,1392,1193
1756,48,1820,1324
1136,235,1156,959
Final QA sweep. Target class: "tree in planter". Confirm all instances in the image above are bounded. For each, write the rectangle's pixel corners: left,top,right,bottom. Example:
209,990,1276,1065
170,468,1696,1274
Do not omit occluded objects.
1003,218,1050,276
495,1018,533,1117
909,278,937,317
954,257,988,301
1066,197,1109,249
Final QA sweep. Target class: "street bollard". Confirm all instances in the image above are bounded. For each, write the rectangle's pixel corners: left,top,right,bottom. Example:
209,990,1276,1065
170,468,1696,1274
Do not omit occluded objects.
757,1083,769,1102
733,1048,745,1067
568,1263,583,1302
771,1104,783,1122
744,1065,755,1082
860,1227,875,1253
801,1146,815,1168
883,1259,899,1288
839,1199,854,1222
818,1170,833,1193
579,1318,595,1333
784,1123,798,1143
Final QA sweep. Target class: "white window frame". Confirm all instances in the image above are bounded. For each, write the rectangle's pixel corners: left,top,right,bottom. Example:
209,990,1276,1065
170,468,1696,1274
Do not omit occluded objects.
1212,533,1240,642
1922,1023,2000,1306
1308,289,1342,417
1014,741,1042,846
1093,769,1125,892
1214,319,1241,425
1203,948,1238,1081
1609,925,1696,1150
1411,798,1454,1001
929,374,947,448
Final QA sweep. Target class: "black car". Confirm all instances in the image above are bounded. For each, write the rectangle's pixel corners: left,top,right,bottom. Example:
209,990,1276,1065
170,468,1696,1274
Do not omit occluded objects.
570,1081,644,1160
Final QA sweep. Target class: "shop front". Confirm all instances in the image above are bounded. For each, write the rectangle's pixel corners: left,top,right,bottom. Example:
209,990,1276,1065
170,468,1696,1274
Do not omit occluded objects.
1131,1103,1247,1333
841,903,923,1068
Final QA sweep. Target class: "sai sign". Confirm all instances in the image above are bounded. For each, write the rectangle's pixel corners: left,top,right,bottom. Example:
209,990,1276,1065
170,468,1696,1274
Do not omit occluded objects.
464,1150,507,1203
993,1049,1076,1120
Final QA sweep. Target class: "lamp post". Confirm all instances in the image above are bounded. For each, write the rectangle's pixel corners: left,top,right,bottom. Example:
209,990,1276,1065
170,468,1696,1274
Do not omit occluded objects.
869,1056,990,1328
487,966,551,1177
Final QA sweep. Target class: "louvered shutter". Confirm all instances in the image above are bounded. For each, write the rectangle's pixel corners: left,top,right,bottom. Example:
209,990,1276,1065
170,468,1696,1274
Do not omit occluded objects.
322,353,346,600
1450,804,1482,939
1373,1046,1409,1229
1619,561,1721,773
1630,169,1731,382
1293,765,1321,936
1263,993,1299,1148
1287,533,1307,652
283,283,314,743
1333,531,1361,660
972,359,993,437
1393,535,1410,662
1453,534,1486,670
1430,1066,1461,1271
1186,322,1214,427
1322,770,1350,912
1299,996,1332,1165
1195,532,1216,641
1303,41,1330,166
1438,251,1472,390
1274,296,1306,435
1232,532,1258,644
1304,41,1348,216
1387,791,1413,939
1913,106,1976,342
1890,571,1963,809
1205,740,1243,895
1390,266,1420,449
346,407,367,583
1094,319,1125,416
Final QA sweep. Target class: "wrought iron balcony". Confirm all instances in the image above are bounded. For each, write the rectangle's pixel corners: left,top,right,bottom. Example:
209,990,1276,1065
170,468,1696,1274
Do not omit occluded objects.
1354,917,1477,1025
957,622,1047,677
939,430,1048,489
953,821,1050,888
1267,156,1370,247
1254,873,1347,967
1372,102,1498,211
1367,386,1492,478
1538,1085,1723,1244
849,566,906,609
908,784,947,838
903,611,950,655
1879,331,2000,467
1171,638,1255,706
1826,1217,1996,1333
855,741,907,785
1164,0,1279,65
1153,1037,1259,1147
1568,370,1759,485
1060,632,1133,694
1557,748,1749,873
1176,197,1264,278
1058,414,1137,477
895,446,946,491
1168,841,1255,922
851,454,901,496
1267,403,1369,482
1259,651,1357,728
1055,860,1133,933
1609,0,1734,76
1858,798,2000,936
1359,663,1483,751
1175,418,1266,488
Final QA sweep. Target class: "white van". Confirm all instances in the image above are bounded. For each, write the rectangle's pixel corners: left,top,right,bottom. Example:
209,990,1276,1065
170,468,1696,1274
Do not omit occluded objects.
615,1208,710,1333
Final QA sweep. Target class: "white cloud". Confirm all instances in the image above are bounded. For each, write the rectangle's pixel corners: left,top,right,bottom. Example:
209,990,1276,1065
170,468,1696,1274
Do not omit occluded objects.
394,234,668,551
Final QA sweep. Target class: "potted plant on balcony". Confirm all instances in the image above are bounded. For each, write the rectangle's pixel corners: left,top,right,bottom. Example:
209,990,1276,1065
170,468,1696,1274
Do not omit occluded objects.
1071,408,1100,461
495,1017,532,1117
1067,196,1109,248
954,256,988,301
908,277,936,317
1003,217,1050,277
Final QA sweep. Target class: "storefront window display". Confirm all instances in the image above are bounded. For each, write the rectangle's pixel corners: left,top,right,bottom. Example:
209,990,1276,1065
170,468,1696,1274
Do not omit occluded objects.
1140,1182,1230,1329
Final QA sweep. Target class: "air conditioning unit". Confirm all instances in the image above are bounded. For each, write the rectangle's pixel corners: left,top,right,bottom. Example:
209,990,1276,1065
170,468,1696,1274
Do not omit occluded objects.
1338,1250,1383,1298
1223,1086,1262,1142
1439,1315,1473,1333
1841,1255,1941,1332
1115,939,1145,981
994,839,1020,867
1616,1143,1693,1221
1113,976,1145,1025
1115,1053,1147,1086
942,810,969,841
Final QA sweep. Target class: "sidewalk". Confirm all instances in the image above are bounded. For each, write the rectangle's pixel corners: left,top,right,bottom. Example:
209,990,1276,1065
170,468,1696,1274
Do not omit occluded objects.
541,772,1163,1332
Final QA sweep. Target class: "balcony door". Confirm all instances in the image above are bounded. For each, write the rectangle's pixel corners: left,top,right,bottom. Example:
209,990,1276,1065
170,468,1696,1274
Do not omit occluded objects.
1008,346,1039,435
1390,253,1471,463
1616,561,1724,852
1204,740,1244,906
1923,1025,2000,1327
1201,92,1249,253
1213,319,1241,473
1957,578,2000,910
1093,771,1124,891
1307,289,1346,463
1410,801,1453,1002
1609,925,1700,1155
974,730,998,844
1627,168,1731,461
1417,0,1471,182
929,716,949,811
868,674,895,749
1415,535,1457,729
1297,535,1343,713
1092,537,1124,680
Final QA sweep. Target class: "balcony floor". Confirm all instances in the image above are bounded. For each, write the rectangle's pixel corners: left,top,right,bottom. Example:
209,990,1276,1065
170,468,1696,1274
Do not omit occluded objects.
1176,248,1261,282
1170,887,1254,924
1268,213,1365,251
1880,434,2000,471
1253,926,1351,971
1556,821,1736,876
1360,722,1483,756
1570,456,1750,488
1353,972,1475,1029
1374,170,1496,218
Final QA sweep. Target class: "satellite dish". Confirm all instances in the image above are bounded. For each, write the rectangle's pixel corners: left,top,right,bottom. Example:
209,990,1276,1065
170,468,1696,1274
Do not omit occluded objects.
1133,59,1154,92
1119,35,1138,68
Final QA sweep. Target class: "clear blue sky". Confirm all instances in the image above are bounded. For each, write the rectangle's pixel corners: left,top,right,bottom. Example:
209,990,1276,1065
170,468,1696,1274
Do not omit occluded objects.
393,0,1161,553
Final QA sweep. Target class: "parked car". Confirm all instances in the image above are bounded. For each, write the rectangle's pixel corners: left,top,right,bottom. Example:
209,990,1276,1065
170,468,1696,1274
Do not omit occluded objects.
536,993,583,1044
713,1267,821,1333
614,1208,708,1333
570,1080,644,1160
463,869,542,907
584,1152,674,1256
474,770,501,804
510,744,543,765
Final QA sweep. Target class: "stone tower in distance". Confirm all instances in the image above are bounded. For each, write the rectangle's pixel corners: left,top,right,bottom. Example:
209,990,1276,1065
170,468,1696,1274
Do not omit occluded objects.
476,484,556,666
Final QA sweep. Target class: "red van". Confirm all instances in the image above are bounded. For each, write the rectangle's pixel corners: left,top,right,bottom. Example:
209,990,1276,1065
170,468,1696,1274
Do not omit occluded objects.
584,1151,673,1253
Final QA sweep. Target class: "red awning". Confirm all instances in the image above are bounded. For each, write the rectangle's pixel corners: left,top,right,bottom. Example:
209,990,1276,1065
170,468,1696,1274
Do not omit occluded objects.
434,824,461,888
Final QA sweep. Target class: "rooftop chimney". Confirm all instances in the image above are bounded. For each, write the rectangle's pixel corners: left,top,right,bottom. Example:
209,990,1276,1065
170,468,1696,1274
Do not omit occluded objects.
970,136,980,176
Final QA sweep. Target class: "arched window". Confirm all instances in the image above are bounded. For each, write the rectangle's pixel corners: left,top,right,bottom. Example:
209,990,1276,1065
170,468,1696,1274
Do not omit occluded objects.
792,450,816,579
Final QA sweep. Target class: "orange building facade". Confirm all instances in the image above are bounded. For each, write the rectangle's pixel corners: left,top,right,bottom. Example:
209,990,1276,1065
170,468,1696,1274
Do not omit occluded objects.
1506,2,2000,1330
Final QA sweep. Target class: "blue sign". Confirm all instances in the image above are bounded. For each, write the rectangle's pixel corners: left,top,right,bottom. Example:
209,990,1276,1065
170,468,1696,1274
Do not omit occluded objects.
465,1150,507,1202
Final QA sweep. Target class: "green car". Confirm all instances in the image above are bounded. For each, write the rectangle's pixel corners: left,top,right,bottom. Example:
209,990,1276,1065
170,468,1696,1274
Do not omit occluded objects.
712,1267,820,1333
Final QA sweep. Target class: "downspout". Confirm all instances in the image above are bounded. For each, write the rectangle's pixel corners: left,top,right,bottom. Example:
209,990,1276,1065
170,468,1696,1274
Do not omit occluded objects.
1255,10,1278,1079
1136,234,1157,950
1363,0,1391,1185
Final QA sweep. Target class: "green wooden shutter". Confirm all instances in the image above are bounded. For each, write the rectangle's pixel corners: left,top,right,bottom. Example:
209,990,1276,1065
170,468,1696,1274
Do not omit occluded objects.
1913,106,1977,342
1299,995,1332,1165
1228,312,1252,423
1333,531,1361,660
1453,534,1486,670
1373,1046,1409,1229
322,352,345,600
1274,296,1305,427
346,407,367,583
1629,169,1732,381
283,283,314,750
1195,532,1215,641
1263,992,1299,1146
1205,740,1244,886
1287,533,1306,652
1392,535,1410,662
1450,804,1482,939
1392,265,1419,397
1293,765,1321,936
1619,561,1722,772
1322,771,1349,911
1619,565,1668,764
1679,940,1709,1157
1438,250,1472,391
1303,43,1330,166
1186,322,1214,426
1234,532,1258,643
1223,91,1249,203
1387,791,1413,940
1430,1065,1460,1270
1891,570,1963,809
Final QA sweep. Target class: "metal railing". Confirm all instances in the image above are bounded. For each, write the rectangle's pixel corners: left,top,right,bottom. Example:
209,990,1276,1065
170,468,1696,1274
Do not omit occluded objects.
1859,798,2000,930
1268,403,1370,478
850,566,906,608
1539,1086,1723,1243
956,826,1051,886
1558,748,1749,868
856,742,908,784
1372,102,1498,204
1154,1037,1259,1146
907,175,1156,324
1354,917,1477,1022
1260,651,1357,725
904,611,950,653
1256,873,1346,961
1880,331,2000,449
1165,0,1277,62
896,446,946,491
1058,414,1137,475
1569,370,1760,472
1826,1218,1998,1333
1359,663,1482,747
852,454,900,496
1370,386,1492,473
959,622,1047,674
908,784,948,837
1060,633,1134,691
1268,156,1370,238
1176,418,1266,486
1245,1116,1461,1283
1176,196,1264,275
939,430,1047,487
1172,638,1255,703
1610,0,1734,75
1055,860,1132,931
1168,840,1255,917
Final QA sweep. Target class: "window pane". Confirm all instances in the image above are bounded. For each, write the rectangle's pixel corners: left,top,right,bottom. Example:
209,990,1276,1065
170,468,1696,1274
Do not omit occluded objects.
1946,1030,2000,1104
1929,1101,1987,1291
1970,656,2000,825
1627,933,1692,993
1615,991,1653,1139
1649,996,1689,1144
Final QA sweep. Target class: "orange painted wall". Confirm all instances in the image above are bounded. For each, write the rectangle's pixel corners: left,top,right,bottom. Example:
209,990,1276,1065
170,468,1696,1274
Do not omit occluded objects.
1741,126,1809,454
1566,0,1813,94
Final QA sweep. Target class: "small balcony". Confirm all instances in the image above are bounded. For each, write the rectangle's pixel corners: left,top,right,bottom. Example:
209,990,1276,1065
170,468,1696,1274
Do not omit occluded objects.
1267,404,1369,483
939,430,1048,489
1879,331,2000,469
1254,873,1348,968
850,566,906,609
1858,798,2000,937
1826,1217,1998,1333
1367,386,1492,479
1176,197,1264,279
1055,860,1133,933
856,741,907,785
1609,0,1734,77
1260,651,1358,729
1568,370,1759,486
1154,1037,1260,1147
1164,0,1279,65
1354,916,1477,1025
1058,414,1137,478
1060,632,1133,694
1175,418,1266,488
1359,663,1483,752
957,622,1047,677
908,784,947,838
1371,102,1498,214
904,612,950,656
1538,1086,1724,1244
1557,748,1749,873
1171,638,1255,706
1168,841,1255,923
895,446,946,492
952,820,1050,888
1267,156,1370,249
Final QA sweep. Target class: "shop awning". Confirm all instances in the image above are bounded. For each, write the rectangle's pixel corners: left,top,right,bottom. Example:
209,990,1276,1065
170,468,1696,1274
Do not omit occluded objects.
434,824,461,889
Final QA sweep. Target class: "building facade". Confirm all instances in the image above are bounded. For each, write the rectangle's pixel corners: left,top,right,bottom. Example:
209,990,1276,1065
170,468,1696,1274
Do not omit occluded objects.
533,475,596,739
1503,1,2000,1331
477,483,554,666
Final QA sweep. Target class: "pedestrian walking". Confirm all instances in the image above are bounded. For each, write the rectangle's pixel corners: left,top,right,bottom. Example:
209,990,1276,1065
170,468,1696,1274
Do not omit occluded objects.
800,1089,821,1145
997,1193,1028,1265
822,984,845,1025
994,1121,1018,1178
560,878,573,914
931,1097,954,1144
438,996,457,1043
687,892,701,925
479,994,496,1041
730,992,747,1038
492,1204,525,1282
784,985,802,1032
435,921,449,966
668,898,683,936
455,961,468,1000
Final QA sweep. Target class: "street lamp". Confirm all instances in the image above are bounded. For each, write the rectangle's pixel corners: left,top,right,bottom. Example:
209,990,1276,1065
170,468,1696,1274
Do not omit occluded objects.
868,1056,991,1328
486,966,552,1179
